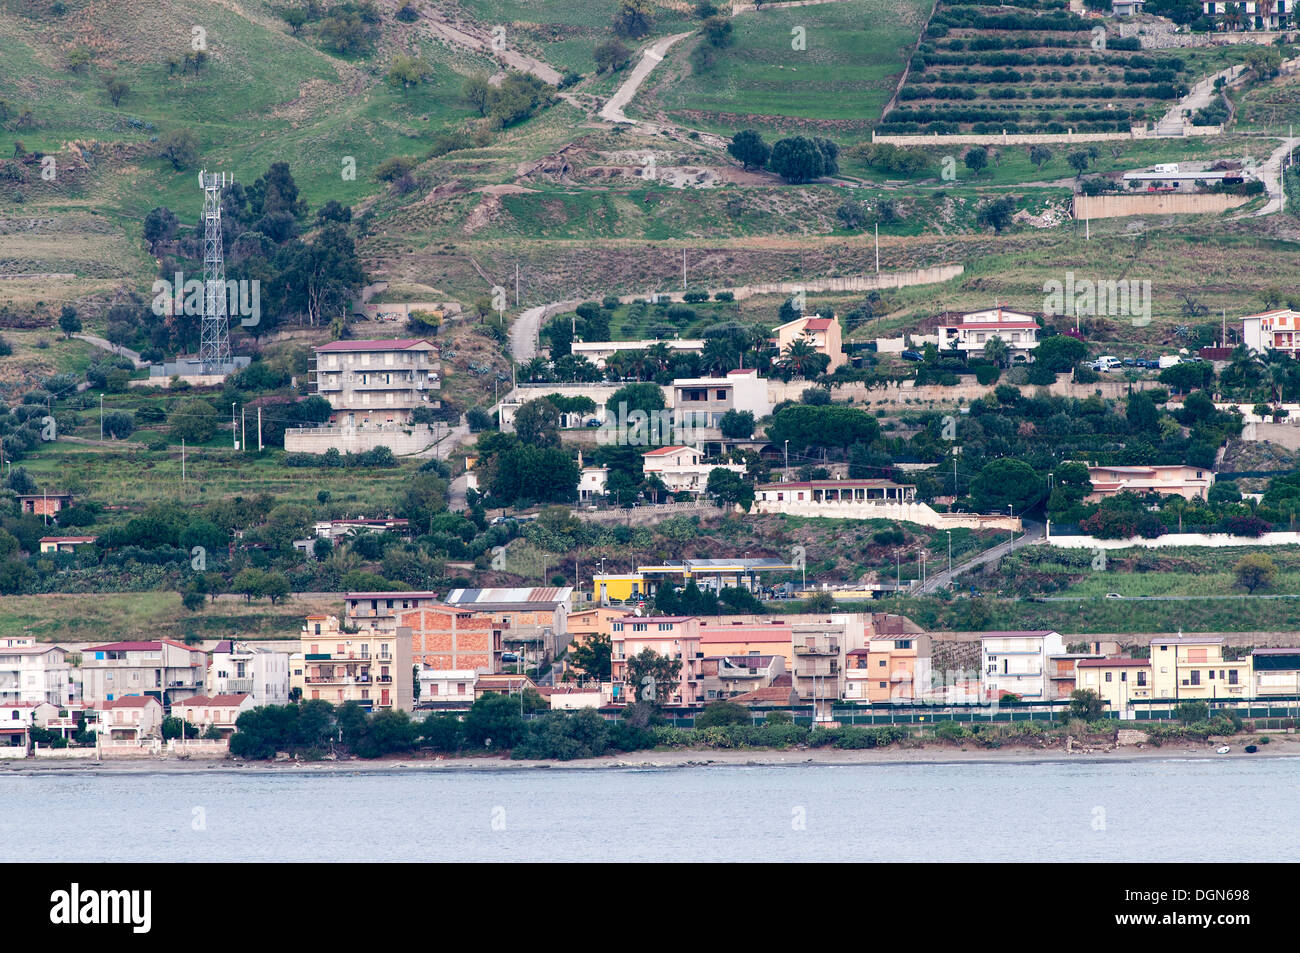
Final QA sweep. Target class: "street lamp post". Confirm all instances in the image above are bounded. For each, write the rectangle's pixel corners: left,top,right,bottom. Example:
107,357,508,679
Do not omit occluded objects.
947,530,953,578
783,439,789,475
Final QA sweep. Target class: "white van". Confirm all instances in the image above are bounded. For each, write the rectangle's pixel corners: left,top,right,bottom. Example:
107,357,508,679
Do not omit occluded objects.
1096,355,1121,371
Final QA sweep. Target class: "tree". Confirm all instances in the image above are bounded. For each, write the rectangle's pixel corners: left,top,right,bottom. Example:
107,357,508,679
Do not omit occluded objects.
102,76,129,107
143,207,178,248
964,146,988,176
804,590,835,612
728,130,770,171
695,700,751,728
969,458,1042,514
982,336,1010,369
1233,553,1275,594
718,409,755,438
768,136,837,184
1064,689,1105,721
1034,334,1086,371
58,305,81,339
463,73,492,117
767,405,879,452
232,568,267,603
386,54,431,89
157,129,198,171
593,38,632,73
1068,150,1091,177
976,197,1016,233
463,693,528,749
702,16,733,47
567,633,612,682
706,467,754,509
624,648,681,706
513,397,561,448
1028,144,1053,170
168,398,218,444
613,0,654,37
102,411,134,439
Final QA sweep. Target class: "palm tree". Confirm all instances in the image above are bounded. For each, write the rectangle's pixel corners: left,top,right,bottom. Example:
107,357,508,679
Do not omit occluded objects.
646,341,672,374
1256,0,1275,29
983,335,1010,369
521,356,550,383
1220,2,1244,31
701,337,738,375
781,337,820,378
605,350,631,382
625,349,654,381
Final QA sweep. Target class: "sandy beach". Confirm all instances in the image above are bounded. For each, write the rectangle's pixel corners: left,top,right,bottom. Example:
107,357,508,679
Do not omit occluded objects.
6,734,1299,774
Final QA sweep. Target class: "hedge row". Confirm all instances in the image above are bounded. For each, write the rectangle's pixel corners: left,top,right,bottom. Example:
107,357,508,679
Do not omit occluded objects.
901,83,1180,102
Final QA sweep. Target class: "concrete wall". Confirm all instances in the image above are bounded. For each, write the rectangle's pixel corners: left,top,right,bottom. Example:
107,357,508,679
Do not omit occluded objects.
284,424,441,456
750,498,1021,531
1041,530,1300,550
1073,193,1250,220
871,126,1221,147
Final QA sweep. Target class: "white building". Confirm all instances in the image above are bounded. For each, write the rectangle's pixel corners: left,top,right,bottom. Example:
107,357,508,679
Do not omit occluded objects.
1112,0,1144,15
0,640,76,707
207,640,291,706
579,465,609,501
1242,309,1300,357
417,669,478,709
1200,1,1287,29
0,702,59,756
938,308,1040,360
91,695,164,743
670,368,774,431
80,640,207,708
980,630,1066,701
641,445,746,495
309,338,441,425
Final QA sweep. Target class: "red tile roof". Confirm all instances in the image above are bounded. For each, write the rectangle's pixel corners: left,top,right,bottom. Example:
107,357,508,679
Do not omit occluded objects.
98,696,160,708
87,640,197,653
181,694,250,707
642,445,694,457
1077,658,1150,668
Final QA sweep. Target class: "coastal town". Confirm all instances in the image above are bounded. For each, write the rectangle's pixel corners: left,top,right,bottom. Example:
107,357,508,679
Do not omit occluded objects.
2,0,1299,881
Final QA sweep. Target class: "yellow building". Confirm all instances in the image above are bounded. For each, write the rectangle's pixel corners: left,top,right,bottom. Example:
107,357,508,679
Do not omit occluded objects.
1075,658,1153,712
1149,637,1251,702
294,614,413,712
774,313,846,373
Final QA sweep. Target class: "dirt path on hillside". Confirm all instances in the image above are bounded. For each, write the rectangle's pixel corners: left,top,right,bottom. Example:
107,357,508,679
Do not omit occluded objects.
420,12,563,86
600,32,692,126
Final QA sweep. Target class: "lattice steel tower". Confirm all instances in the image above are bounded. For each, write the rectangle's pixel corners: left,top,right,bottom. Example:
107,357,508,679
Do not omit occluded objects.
199,170,232,374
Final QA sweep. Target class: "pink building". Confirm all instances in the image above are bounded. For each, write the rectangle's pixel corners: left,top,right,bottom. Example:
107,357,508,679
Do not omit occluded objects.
611,616,703,706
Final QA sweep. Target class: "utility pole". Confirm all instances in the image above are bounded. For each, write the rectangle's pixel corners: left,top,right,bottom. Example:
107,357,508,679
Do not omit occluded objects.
231,402,238,450
99,394,103,442
257,405,263,452
182,438,186,483
241,407,246,453
874,224,880,274
682,248,687,289
515,263,520,306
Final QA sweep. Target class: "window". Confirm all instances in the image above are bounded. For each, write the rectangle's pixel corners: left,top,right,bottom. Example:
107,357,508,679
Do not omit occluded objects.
1229,670,1239,685
879,660,887,667
1121,671,1127,682
1137,672,1147,686
1105,672,1112,682
1190,670,1201,686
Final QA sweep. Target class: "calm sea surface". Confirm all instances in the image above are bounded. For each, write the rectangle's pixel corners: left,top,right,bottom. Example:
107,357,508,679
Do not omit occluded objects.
4,758,1298,862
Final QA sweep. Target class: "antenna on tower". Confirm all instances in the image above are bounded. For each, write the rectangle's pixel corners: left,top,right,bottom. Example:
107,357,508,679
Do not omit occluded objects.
199,170,232,375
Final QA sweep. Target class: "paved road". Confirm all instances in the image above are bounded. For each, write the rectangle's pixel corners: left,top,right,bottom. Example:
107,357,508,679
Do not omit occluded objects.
508,298,581,362
1256,135,1299,216
599,32,691,125
914,519,1045,595
1158,64,1245,130
72,333,147,369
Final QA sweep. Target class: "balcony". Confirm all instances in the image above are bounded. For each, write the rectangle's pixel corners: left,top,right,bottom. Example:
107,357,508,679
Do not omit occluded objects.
226,678,254,694
794,645,840,656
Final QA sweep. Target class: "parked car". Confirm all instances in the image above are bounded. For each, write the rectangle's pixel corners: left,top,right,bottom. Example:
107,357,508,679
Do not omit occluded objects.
585,418,602,427
900,349,924,362
1122,358,1137,367
1106,592,1122,599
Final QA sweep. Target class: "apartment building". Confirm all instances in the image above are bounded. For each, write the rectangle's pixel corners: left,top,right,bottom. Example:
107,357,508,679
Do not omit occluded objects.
641,445,745,495
207,640,290,706
610,615,703,707
1047,652,1105,699
442,588,572,667
1201,1,1289,30
937,308,1040,360
670,368,773,431
295,615,414,712
1149,636,1250,701
699,618,795,668
396,604,502,673
1243,308,1300,355
0,640,76,707
310,338,441,424
792,628,842,720
844,632,933,704
417,670,478,710
1085,464,1213,502
80,640,207,707
774,313,846,372
980,630,1066,700
1075,658,1153,712
344,591,441,631
699,654,786,702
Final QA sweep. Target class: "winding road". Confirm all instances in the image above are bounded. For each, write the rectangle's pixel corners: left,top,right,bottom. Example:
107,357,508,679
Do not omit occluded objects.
913,520,1045,595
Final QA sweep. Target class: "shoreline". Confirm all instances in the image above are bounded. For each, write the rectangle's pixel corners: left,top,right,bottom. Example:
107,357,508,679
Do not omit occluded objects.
6,736,1300,774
